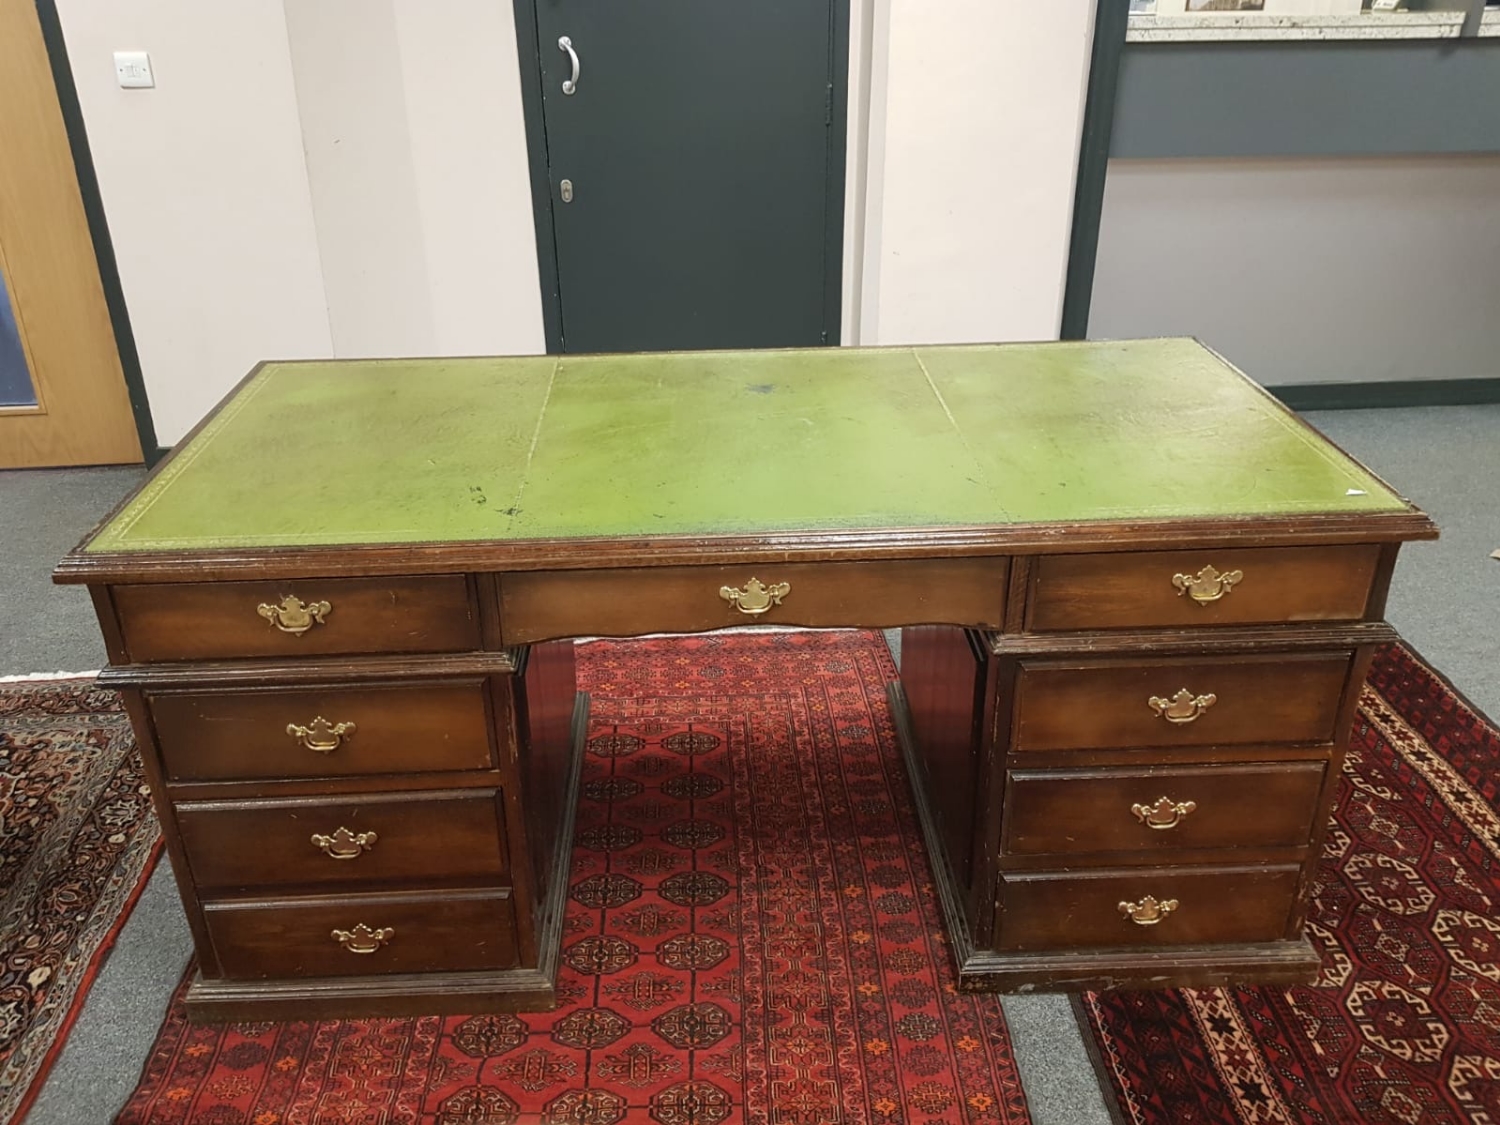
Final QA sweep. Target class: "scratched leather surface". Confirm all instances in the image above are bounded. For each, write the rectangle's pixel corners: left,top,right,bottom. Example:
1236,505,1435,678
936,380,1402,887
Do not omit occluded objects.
87,338,1408,552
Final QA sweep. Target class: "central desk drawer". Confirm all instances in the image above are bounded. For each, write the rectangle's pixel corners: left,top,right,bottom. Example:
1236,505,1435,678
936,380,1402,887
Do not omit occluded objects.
203,889,519,978
1013,652,1351,752
1027,545,1381,632
995,865,1302,952
177,789,509,891
149,681,496,782
499,558,1008,643
1002,761,1326,857
113,575,480,662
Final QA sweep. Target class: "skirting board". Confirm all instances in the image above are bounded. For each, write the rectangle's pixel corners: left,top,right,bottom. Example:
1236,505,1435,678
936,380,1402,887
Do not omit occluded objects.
1269,378,1500,411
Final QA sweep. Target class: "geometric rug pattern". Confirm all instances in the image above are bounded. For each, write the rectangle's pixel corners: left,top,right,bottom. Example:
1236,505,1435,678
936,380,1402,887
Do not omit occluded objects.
115,631,1030,1124
1082,643,1500,1125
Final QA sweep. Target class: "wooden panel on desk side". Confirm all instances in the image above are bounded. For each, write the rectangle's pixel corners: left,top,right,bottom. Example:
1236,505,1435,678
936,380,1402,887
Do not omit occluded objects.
1013,651,1352,752
149,681,498,782
176,788,509,892
514,639,580,907
499,558,1007,643
898,626,994,893
1027,544,1382,631
114,575,480,662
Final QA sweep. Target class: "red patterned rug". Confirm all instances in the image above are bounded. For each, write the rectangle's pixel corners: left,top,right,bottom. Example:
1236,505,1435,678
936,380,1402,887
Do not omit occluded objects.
0,675,162,1125
1081,643,1500,1125
115,631,1030,1124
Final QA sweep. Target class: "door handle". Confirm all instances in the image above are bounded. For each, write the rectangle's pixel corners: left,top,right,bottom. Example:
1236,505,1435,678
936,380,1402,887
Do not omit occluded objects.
558,36,580,95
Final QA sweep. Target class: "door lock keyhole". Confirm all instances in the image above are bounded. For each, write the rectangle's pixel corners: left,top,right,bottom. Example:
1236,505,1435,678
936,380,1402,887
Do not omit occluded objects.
559,179,574,204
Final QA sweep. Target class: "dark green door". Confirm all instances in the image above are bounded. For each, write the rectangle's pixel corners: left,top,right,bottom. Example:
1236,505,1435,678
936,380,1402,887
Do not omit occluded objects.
529,0,844,353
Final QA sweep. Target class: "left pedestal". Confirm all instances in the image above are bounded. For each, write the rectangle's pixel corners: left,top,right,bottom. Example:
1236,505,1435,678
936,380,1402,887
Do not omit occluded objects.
90,578,584,1022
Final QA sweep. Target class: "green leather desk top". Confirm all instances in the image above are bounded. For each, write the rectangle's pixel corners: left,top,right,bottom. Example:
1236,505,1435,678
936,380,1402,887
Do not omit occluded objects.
86,338,1412,554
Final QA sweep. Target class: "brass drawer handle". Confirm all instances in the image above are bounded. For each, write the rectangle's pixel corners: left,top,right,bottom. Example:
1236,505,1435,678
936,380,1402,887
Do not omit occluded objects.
311,826,378,860
1131,795,1198,830
1119,895,1178,926
1148,688,1217,725
331,923,394,954
286,716,356,753
257,594,331,634
719,577,790,616
1172,565,1242,604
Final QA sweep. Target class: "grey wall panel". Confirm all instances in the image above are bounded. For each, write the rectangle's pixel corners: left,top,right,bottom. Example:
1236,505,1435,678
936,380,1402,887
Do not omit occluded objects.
1113,41,1500,159
1090,157,1500,385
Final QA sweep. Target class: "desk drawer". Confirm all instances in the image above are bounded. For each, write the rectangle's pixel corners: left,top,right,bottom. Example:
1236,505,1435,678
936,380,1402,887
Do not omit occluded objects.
177,789,508,891
114,576,479,662
500,558,1007,643
1002,761,1326,857
995,865,1301,952
150,681,496,782
1012,652,1350,753
1027,545,1380,632
203,889,518,978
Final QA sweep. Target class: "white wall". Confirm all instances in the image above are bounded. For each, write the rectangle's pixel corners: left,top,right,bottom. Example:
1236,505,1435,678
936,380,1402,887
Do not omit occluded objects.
855,0,1095,345
55,1,332,443
59,1,1093,442
1091,156,1500,384
285,0,545,359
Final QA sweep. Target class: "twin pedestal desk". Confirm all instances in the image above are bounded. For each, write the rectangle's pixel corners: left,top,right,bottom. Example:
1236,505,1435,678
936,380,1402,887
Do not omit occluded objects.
56,339,1435,1021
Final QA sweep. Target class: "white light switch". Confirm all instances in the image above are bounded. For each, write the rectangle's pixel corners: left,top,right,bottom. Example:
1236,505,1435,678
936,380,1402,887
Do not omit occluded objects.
114,50,154,89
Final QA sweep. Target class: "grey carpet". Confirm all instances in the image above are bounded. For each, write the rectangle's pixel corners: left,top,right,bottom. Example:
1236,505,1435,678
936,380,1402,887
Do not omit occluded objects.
3,405,1494,1125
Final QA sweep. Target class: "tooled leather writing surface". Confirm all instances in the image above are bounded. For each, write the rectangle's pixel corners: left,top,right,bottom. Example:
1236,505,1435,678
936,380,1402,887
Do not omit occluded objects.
87,338,1406,553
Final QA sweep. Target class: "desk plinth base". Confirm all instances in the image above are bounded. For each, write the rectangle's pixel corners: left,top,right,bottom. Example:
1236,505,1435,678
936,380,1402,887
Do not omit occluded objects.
888,680,1322,995
183,966,562,1024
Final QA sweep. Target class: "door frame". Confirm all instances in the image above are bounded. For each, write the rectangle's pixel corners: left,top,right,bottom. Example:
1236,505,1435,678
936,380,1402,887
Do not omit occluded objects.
510,0,851,354
27,0,159,462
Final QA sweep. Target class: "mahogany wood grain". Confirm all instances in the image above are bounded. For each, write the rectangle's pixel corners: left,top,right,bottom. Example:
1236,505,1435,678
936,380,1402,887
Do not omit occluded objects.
1001,760,1326,857
202,889,519,978
498,558,1008,643
149,680,497,782
114,575,480,662
1012,651,1352,752
1026,545,1381,632
176,788,509,892
994,864,1302,952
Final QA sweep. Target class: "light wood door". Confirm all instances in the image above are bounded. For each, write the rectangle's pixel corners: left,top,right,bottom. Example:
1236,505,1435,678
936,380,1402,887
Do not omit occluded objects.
0,0,142,467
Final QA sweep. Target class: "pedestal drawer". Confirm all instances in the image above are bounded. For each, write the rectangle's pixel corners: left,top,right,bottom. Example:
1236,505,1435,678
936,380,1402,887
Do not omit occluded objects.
995,865,1301,952
150,681,496,782
1013,652,1351,752
177,789,508,891
1027,545,1380,632
114,575,480,662
1002,761,1326,857
203,889,518,978
499,558,1007,643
